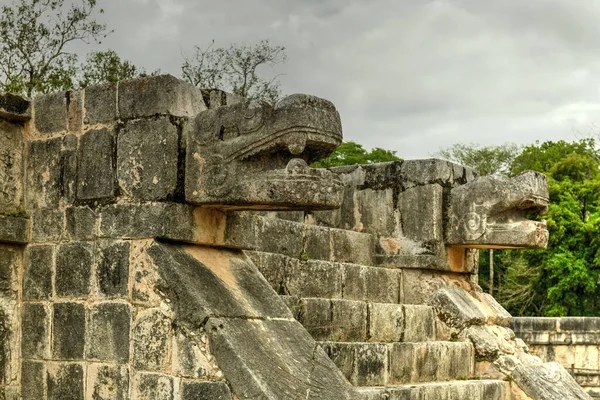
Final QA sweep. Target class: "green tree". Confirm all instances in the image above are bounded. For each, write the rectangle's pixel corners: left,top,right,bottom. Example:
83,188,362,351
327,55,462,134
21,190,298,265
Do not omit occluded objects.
78,50,148,88
0,0,110,96
181,40,287,104
311,141,401,168
434,142,520,176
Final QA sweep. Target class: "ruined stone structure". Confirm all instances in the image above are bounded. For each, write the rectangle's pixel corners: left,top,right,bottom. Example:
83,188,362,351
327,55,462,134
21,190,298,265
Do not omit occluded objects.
513,317,600,398
0,74,590,399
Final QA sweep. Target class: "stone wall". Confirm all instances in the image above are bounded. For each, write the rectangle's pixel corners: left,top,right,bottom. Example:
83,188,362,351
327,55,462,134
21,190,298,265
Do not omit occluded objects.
513,317,600,398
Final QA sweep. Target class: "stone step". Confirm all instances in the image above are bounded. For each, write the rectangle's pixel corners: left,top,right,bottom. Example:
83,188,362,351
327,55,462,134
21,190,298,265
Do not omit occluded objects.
319,341,474,386
247,251,401,303
283,297,437,343
356,380,509,400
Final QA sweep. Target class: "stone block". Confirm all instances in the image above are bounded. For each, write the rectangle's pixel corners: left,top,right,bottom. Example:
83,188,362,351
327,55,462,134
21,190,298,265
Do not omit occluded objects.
25,138,62,208
0,215,29,244
23,245,53,300
355,343,388,386
287,260,342,298
52,302,85,360
33,91,67,133
400,159,454,188
86,302,130,362
172,329,219,379
21,361,44,400
397,184,444,247
66,206,96,240
1,386,17,400
117,117,179,200
60,134,78,203
132,308,171,371
30,208,64,242
298,298,332,340
96,241,130,298
255,217,305,258
560,317,600,332
85,364,129,400
320,342,355,382
249,251,288,294
98,203,168,239
207,318,354,399
355,188,396,236
0,247,17,297
368,303,404,342
0,93,30,121
342,264,399,303
181,381,232,400
0,305,17,385
0,120,23,214
118,74,206,119
403,305,436,342
478,292,512,327
84,82,117,124
331,299,367,342
77,128,116,200
131,373,174,400
68,89,84,132
55,242,93,298
47,363,84,400
303,225,331,261
430,288,487,330
21,303,49,359
574,345,599,370
331,229,374,266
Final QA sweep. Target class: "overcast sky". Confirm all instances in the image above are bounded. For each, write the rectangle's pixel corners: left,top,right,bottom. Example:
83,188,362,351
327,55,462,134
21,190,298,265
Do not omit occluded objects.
29,0,600,158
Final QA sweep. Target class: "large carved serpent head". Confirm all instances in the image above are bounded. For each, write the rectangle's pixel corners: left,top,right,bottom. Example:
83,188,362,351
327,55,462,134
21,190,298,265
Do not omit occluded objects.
184,91,344,210
446,171,549,249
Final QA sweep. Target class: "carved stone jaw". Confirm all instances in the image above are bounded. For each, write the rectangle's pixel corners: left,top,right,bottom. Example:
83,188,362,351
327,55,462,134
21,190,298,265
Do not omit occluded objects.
185,93,344,210
446,171,549,249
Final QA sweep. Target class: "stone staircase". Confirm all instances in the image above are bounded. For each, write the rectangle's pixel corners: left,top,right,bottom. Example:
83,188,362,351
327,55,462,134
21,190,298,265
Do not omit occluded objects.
246,224,512,400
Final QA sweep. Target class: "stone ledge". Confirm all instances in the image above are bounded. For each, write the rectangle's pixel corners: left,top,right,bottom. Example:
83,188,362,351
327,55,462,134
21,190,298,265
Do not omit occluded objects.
0,93,30,121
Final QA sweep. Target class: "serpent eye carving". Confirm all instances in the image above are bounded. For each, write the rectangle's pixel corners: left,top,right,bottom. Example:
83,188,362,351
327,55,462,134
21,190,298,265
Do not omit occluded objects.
464,212,485,240
238,100,265,134
194,109,219,145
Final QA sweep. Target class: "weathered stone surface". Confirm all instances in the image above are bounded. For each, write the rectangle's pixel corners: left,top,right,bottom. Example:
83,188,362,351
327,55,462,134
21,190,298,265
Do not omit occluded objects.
172,329,221,379
181,381,232,400
25,137,62,208
185,93,343,209
55,242,93,297
52,302,85,360
354,342,387,386
513,362,591,400
77,128,116,200
368,303,404,342
131,373,174,400
30,208,64,242
68,90,84,132
96,240,130,298
331,229,374,266
331,298,367,342
355,188,396,235
298,297,333,340
479,292,512,327
0,120,23,214
21,361,44,400
117,117,179,200
255,217,305,258
146,242,292,325
132,308,171,371
23,245,53,300
208,318,355,399
33,91,67,133
447,171,549,249
87,302,130,362
47,363,84,400
342,264,400,303
430,288,487,330
0,215,29,244
0,92,30,121
400,158,455,188
65,206,96,240
303,225,331,261
85,364,129,400
84,81,117,124
118,74,205,118
21,303,49,359
398,184,444,252
403,305,436,342
0,247,17,297
287,260,342,298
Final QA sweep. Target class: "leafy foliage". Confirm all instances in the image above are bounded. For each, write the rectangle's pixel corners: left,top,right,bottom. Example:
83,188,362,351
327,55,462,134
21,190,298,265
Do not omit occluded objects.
311,141,401,168
78,50,149,87
0,0,110,96
181,40,287,104
434,142,520,176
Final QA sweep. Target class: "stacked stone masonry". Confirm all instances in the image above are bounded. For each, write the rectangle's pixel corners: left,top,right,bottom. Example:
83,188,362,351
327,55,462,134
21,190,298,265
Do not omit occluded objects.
0,74,589,399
